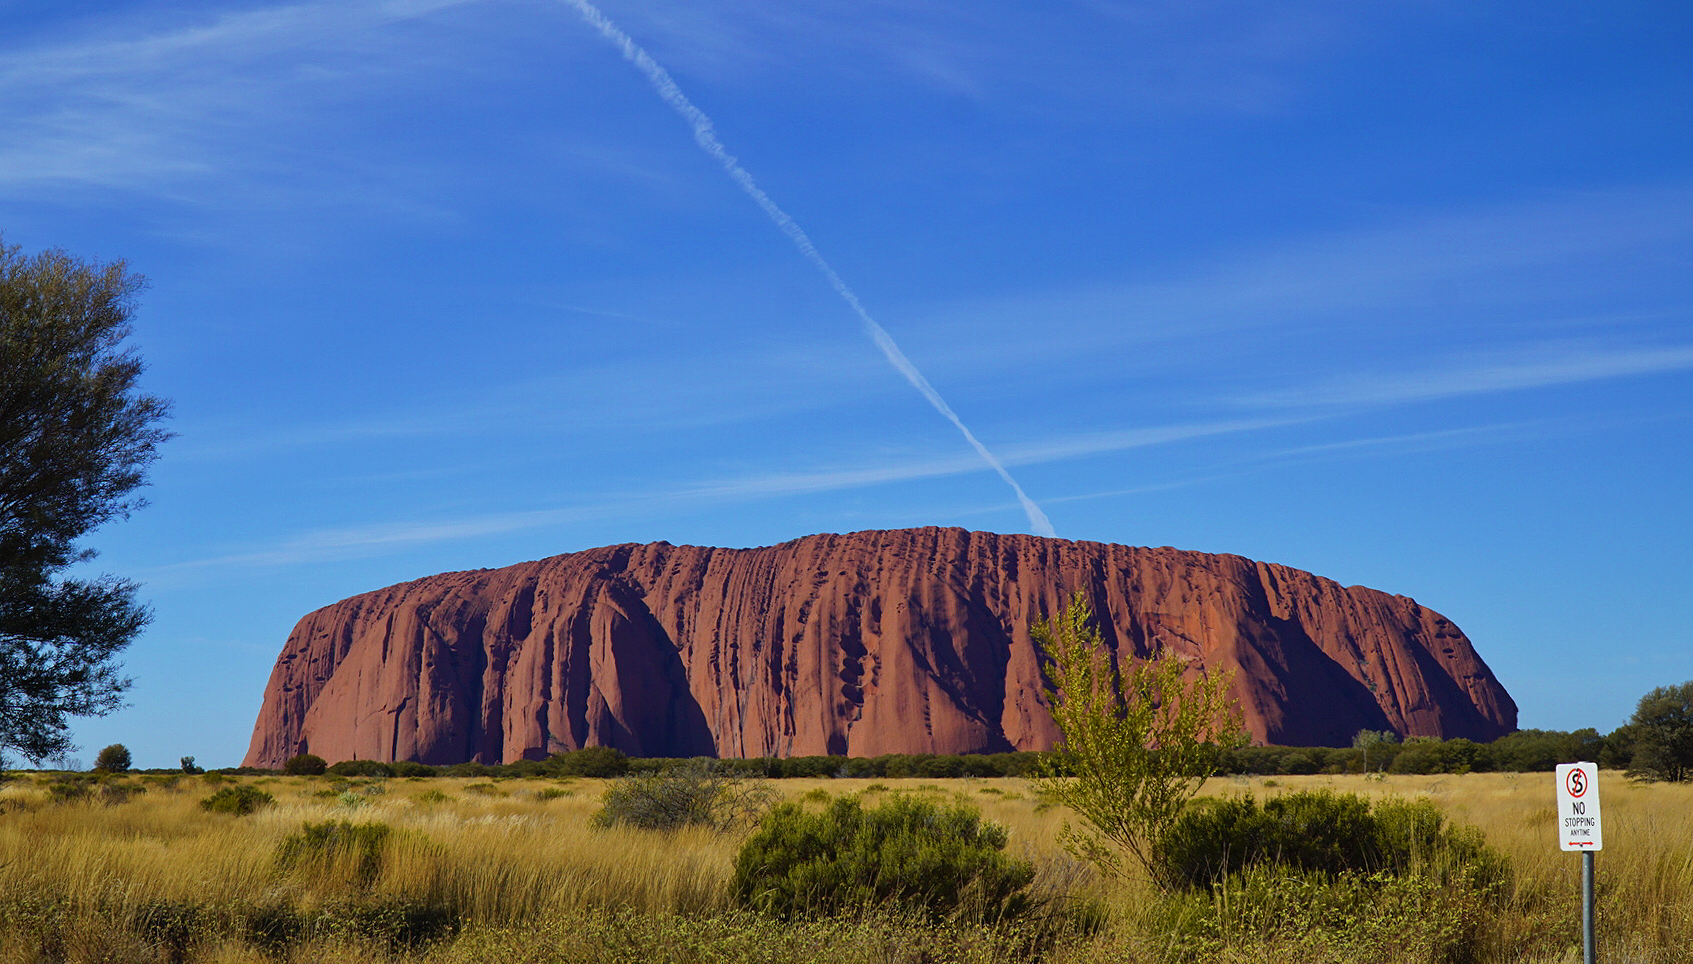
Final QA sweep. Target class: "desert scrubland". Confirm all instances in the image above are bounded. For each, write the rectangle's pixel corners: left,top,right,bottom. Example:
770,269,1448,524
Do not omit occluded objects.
0,771,1688,964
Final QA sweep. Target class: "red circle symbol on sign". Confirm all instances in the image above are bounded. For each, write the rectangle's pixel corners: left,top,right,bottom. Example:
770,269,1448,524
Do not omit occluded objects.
1566,768,1588,798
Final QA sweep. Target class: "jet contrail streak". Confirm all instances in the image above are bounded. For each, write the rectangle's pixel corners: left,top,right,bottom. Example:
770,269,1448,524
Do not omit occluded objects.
561,0,1056,537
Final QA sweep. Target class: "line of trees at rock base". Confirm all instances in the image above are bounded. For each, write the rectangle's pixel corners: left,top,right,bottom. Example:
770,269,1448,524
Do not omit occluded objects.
60,712,1677,782
245,721,1679,782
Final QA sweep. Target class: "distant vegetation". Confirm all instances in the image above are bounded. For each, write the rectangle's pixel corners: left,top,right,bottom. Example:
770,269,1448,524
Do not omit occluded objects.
179,722,1673,782
67,722,1670,784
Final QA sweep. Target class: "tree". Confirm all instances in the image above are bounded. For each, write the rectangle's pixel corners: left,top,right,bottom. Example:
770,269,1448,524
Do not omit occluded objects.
1625,680,1693,783
1352,728,1399,773
93,742,131,772
0,239,170,766
283,753,328,776
1033,591,1245,878
549,745,630,778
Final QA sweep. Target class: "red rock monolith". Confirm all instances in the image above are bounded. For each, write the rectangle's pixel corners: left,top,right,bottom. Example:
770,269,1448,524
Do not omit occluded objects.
243,528,1515,767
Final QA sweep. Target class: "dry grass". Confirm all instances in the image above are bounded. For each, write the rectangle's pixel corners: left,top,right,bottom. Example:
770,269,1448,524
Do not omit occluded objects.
0,771,1688,963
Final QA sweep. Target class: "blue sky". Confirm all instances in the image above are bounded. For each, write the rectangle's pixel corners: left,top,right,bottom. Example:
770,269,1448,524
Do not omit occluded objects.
3,0,1688,767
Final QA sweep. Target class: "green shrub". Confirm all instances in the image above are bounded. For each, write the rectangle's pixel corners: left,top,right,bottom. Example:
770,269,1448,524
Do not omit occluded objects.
413,789,452,804
1390,737,1481,775
200,785,275,816
463,782,506,797
1149,863,1495,963
392,761,437,778
440,762,497,778
593,761,777,832
275,820,393,886
327,759,394,778
93,744,131,772
535,787,573,801
282,753,327,776
96,781,145,805
1152,791,1506,893
549,746,630,778
732,795,1036,923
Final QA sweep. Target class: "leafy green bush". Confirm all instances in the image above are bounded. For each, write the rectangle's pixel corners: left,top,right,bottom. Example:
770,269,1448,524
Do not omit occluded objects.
392,761,437,778
1149,863,1496,964
327,759,394,778
275,820,394,887
732,795,1036,923
200,785,275,816
282,753,327,776
1153,791,1506,893
93,744,131,772
549,746,630,778
439,762,497,778
593,761,776,832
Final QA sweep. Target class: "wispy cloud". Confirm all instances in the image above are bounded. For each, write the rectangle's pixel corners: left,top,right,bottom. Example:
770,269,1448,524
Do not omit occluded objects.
905,185,1693,374
141,413,1295,578
0,0,481,193
1242,342,1693,409
939,421,1562,518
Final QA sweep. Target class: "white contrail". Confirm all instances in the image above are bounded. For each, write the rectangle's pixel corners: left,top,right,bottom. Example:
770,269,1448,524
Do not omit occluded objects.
561,0,1056,538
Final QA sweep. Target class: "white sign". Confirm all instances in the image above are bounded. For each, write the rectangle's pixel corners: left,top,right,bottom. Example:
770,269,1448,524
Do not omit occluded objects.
1556,762,1603,851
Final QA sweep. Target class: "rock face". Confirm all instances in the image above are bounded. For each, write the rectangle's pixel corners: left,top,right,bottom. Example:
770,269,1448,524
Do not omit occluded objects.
243,528,1516,767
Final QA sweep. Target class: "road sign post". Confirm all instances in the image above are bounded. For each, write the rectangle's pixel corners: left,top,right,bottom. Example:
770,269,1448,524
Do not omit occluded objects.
1556,762,1602,964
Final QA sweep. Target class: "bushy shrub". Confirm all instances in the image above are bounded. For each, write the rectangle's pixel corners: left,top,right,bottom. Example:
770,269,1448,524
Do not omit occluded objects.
200,784,275,816
93,744,131,772
1390,737,1480,775
179,755,203,775
593,761,776,832
275,820,394,886
440,762,497,778
1149,863,1495,963
1153,791,1505,893
732,795,1036,923
392,761,437,778
283,753,327,776
327,759,394,778
549,746,629,778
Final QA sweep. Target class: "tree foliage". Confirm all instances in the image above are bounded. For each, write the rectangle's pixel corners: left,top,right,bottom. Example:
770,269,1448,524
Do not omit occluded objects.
1033,591,1245,878
1625,679,1693,783
93,742,131,772
0,239,170,764
283,753,329,776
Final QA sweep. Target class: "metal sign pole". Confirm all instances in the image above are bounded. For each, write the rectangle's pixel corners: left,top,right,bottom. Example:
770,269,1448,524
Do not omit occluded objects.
1583,850,1596,964
1558,762,1602,964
